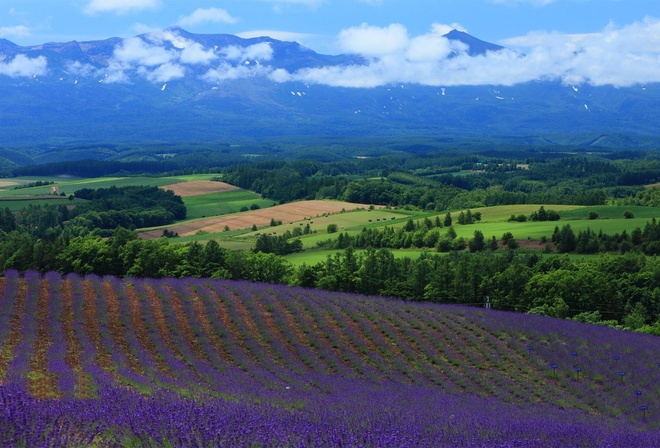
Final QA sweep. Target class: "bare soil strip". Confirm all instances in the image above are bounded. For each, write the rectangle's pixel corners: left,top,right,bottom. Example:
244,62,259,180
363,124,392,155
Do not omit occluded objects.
187,287,233,364
28,279,61,399
82,279,121,384
124,283,173,378
103,281,144,376
0,280,26,384
61,279,95,398
160,180,240,197
163,284,210,363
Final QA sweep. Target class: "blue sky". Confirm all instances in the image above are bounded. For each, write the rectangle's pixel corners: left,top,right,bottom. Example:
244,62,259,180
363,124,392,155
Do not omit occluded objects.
2,0,660,87
1,0,658,53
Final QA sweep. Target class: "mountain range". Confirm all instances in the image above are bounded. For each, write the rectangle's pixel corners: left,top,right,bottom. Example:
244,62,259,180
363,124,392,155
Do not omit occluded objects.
0,27,658,156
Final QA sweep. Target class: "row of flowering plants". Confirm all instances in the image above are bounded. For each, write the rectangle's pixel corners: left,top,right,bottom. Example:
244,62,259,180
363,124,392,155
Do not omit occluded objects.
0,270,658,446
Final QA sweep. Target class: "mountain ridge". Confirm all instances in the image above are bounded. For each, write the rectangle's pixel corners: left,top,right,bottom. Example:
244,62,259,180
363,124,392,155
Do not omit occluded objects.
0,28,658,150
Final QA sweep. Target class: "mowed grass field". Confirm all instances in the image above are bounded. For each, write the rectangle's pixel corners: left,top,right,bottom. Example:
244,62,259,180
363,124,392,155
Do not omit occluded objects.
183,190,275,220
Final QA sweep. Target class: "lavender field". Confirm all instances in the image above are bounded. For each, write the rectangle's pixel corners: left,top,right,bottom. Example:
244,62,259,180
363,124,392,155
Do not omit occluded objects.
0,270,658,447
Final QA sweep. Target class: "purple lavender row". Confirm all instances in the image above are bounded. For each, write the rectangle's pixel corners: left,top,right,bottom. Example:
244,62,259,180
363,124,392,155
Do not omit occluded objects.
0,270,20,345
307,289,395,381
212,281,305,388
83,274,155,393
449,305,659,422
250,283,333,376
165,277,256,397
193,280,282,394
107,275,180,392
43,272,77,398
2,380,659,447
259,285,339,377
129,277,202,393
5,271,42,388
151,278,247,397
65,273,110,394
232,283,311,379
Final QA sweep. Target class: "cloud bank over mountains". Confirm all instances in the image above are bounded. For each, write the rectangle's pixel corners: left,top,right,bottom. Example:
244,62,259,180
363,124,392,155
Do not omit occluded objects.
2,18,660,88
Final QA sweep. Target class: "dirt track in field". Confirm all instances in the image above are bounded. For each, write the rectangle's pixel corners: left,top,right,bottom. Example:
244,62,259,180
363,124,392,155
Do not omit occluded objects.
160,180,240,197
140,200,379,239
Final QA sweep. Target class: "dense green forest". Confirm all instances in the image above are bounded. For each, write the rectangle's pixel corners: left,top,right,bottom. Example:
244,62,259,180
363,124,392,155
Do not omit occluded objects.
1,146,660,334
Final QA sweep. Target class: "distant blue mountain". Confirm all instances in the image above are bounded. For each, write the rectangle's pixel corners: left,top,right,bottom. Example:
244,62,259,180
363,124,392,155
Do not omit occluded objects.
0,28,657,152
443,30,504,55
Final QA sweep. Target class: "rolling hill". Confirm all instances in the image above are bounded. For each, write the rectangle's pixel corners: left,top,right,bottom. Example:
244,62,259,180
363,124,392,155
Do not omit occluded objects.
1,271,657,446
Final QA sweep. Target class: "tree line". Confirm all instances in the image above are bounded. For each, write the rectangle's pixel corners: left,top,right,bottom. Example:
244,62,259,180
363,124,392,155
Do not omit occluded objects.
0,224,658,335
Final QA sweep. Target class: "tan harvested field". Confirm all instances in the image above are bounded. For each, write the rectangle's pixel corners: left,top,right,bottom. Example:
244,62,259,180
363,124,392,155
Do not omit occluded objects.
141,200,380,239
160,180,240,197
0,181,19,188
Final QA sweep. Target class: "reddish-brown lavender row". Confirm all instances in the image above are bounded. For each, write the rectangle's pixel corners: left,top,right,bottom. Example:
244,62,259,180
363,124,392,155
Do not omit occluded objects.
0,271,657,445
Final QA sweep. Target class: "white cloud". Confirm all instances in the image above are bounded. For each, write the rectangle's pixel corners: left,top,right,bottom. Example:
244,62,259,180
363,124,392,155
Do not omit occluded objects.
146,29,192,49
0,25,31,39
15,16,656,89
83,0,160,15
177,8,238,27
406,34,453,62
203,63,271,82
0,55,47,77
221,42,273,62
431,23,468,35
139,62,186,83
268,17,660,88
103,36,177,82
244,42,274,61
102,30,275,83
180,43,217,65
113,37,176,66
66,61,96,77
338,23,409,57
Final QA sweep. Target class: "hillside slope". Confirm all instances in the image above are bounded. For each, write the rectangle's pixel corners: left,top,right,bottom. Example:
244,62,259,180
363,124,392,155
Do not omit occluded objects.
0,271,658,446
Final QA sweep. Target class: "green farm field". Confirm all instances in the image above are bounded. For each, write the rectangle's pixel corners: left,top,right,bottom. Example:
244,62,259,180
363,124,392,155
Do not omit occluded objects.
0,176,181,198
183,190,274,219
275,204,660,261
2,171,659,261
448,205,660,241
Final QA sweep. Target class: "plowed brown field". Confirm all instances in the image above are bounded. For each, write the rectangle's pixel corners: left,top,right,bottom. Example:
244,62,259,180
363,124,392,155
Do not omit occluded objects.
141,200,378,239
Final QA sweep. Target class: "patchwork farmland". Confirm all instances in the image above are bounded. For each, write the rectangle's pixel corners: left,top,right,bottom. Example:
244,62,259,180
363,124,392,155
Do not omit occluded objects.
0,271,658,446
141,199,381,239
